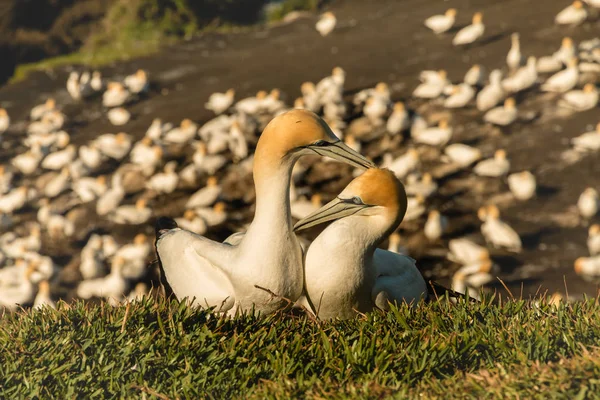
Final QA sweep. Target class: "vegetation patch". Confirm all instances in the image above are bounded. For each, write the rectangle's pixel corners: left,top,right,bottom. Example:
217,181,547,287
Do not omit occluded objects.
1,295,599,398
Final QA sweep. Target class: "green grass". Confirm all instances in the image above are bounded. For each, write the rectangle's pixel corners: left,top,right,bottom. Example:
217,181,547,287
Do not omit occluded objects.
1,295,599,398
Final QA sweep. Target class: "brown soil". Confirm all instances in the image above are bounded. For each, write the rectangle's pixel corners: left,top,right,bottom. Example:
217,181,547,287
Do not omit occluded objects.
1,0,599,300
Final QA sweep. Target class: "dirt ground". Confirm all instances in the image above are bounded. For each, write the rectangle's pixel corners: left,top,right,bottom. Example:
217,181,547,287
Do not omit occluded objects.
1,0,599,300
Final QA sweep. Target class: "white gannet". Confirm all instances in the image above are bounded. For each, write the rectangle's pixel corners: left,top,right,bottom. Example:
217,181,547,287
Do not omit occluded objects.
315,11,337,37
66,71,81,100
555,37,577,65
451,259,495,299
96,175,125,216
186,176,221,209
90,70,103,92
316,67,345,106
382,149,419,179
464,64,486,87
0,108,9,134
155,110,373,315
502,56,537,93
12,148,44,176
176,210,208,235
164,119,197,144
578,187,599,219
479,205,522,252
477,69,505,111
507,171,537,201
0,186,32,214
194,202,228,227
404,195,426,222
444,84,475,108
424,8,457,34
507,33,524,71
447,238,490,265
474,149,510,177
540,58,579,93
43,168,71,198
73,175,107,203
0,165,13,195
33,280,56,309
300,82,320,112
103,82,130,108
107,107,131,126
30,98,56,121
41,144,76,170
116,234,151,279
413,119,453,146
80,235,107,280
78,143,105,171
192,142,228,175
77,257,128,304
444,144,482,168
109,198,152,225
484,97,517,126
453,12,484,46
555,1,587,25
424,210,448,241
124,69,149,94
559,83,598,111
206,89,235,115
363,97,388,123
294,168,427,319
146,161,179,194
145,118,168,141
235,91,268,115
572,123,600,152
386,102,410,134
588,224,600,256
0,261,35,310
405,173,437,198
95,132,132,160
413,70,448,99
291,194,323,220
388,232,409,255
574,256,600,283
228,120,249,161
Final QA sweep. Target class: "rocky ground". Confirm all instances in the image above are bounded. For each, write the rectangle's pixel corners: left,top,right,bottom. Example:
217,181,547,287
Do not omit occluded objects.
1,0,599,300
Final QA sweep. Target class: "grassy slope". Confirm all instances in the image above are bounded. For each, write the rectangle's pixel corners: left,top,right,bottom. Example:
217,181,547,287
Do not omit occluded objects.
1,297,599,399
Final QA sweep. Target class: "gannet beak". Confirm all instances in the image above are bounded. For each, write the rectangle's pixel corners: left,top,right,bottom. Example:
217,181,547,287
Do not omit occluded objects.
308,140,374,170
294,197,368,231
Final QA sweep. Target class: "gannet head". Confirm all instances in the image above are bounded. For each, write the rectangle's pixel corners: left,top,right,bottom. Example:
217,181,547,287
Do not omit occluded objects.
562,37,573,48
294,98,305,108
294,168,407,232
477,206,488,222
134,233,147,245
225,88,235,97
487,205,500,219
574,257,586,274
495,149,507,160
45,98,56,109
567,58,578,68
511,32,520,42
301,82,315,95
583,84,596,93
393,102,405,112
472,12,483,24
445,8,457,17
375,82,388,93
504,97,516,109
589,224,600,236
573,0,583,8
39,280,50,294
256,109,374,170
0,108,7,116
183,210,196,221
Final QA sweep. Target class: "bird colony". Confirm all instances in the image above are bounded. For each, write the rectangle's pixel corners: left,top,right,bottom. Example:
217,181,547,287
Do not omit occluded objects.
1,2,600,317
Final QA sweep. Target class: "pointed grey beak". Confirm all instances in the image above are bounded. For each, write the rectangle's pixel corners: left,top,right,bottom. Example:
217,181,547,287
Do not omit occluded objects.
307,141,374,170
294,198,368,231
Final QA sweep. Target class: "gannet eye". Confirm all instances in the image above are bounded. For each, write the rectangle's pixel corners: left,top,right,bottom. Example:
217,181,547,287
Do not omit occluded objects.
351,196,363,205
313,140,329,147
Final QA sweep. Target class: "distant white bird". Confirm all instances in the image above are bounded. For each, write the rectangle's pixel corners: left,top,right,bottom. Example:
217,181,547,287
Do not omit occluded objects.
555,1,587,25
578,188,599,219
77,257,128,304
30,98,56,121
175,210,208,235
559,83,598,111
315,12,337,36
0,108,9,134
41,145,76,170
453,12,484,46
146,161,179,194
186,177,221,209
484,97,517,126
386,102,410,134
424,210,448,241
477,69,505,111
502,56,537,93
479,205,522,252
444,84,475,108
124,69,149,94
464,64,486,87
572,123,600,152
447,238,490,265
574,256,600,283
424,8,457,34
507,171,536,201
413,70,449,99
413,119,453,146
588,224,600,256
33,280,56,310
382,149,419,179
507,33,524,71
107,107,131,126
540,58,579,93
109,198,152,225
103,82,130,108
205,89,235,115
444,144,482,167
405,173,437,198
474,150,510,177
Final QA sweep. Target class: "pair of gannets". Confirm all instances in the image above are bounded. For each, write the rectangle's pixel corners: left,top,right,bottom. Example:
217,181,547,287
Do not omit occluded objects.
424,9,457,34
315,12,337,37
156,110,427,317
537,37,576,73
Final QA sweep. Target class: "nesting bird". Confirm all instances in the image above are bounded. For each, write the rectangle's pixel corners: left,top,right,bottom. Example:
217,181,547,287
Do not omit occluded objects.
424,8,457,34
577,188,599,219
453,12,484,46
315,12,337,37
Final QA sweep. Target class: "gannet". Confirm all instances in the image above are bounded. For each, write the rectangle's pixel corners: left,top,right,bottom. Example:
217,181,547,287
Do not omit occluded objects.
0,166,13,195
291,194,323,220
574,256,600,283
155,110,373,315
30,98,56,121
192,142,228,175
464,64,486,87
555,1,587,25
91,71,103,92
0,108,9,134
186,177,221,209
540,58,579,93
43,168,71,198
363,97,388,123
405,173,438,198
388,232,409,255
577,188,599,218
424,8,457,34
300,82,320,112
413,119,453,146
453,12,484,46
229,120,249,161
195,202,228,227
146,161,179,194
451,259,495,299
315,11,337,36
95,132,132,160
206,89,235,115
12,148,43,176
316,67,345,106
107,107,131,126
572,123,600,152
559,83,598,111
506,33,524,71
0,186,31,213
479,205,522,252
444,144,482,167
235,91,268,115
124,69,149,94
588,224,600,256
67,71,81,100
96,175,125,216
77,257,128,304
103,82,130,108
474,149,510,177
382,149,419,179
477,69,505,111
294,168,427,319
484,97,517,126
447,238,490,265
413,70,448,99
0,261,35,310
41,144,76,170
507,171,536,201
117,234,151,279
386,102,410,134
502,56,537,93
424,210,448,241
33,280,56,310
78,143,105,171
444,84,475,108
164,119,197,144
176,210,208,235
